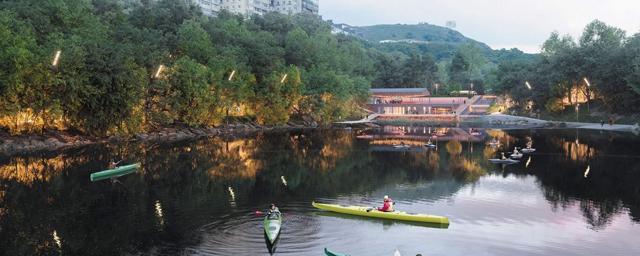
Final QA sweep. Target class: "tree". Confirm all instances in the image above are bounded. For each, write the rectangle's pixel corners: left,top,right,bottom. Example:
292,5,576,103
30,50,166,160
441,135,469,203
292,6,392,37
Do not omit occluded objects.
177,19,214,64
448,50,470,87
400,53,438,88
167,56,214,126
254,67,302,125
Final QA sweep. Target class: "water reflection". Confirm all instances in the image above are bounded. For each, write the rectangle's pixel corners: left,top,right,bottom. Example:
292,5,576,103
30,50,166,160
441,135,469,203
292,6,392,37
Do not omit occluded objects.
0,128,639,255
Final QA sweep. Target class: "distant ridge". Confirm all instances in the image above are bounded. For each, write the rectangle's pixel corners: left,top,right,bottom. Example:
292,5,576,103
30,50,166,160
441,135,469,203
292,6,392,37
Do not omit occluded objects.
347,23,535,63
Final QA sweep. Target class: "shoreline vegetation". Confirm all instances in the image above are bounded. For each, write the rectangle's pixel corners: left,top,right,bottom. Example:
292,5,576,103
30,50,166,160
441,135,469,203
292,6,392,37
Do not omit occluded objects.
0,120,317,157
3,0,640,157
4,114,639,157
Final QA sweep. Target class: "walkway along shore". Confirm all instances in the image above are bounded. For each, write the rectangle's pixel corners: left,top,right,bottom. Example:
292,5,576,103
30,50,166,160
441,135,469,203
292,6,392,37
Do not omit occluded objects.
479,114,640,132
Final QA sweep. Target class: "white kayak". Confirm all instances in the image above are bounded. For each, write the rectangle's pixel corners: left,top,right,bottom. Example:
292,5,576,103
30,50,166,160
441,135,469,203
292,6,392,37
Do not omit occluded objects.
489,159,520,164
424,143,436,148
393,145,411,149
510,153,523,159
521,148,536,153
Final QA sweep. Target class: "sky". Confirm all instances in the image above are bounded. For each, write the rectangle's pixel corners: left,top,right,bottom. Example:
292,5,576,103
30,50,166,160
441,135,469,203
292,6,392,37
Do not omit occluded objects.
319,0,640,53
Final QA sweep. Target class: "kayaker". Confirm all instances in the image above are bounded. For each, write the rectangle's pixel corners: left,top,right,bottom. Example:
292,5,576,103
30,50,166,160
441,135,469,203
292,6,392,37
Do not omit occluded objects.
501,152,507,160
108,160,122,169
512,148,519,155
267,203,280,216
377,195,394,212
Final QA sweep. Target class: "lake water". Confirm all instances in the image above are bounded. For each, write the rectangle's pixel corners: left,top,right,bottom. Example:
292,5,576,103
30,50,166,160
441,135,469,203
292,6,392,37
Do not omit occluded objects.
1,127,640,256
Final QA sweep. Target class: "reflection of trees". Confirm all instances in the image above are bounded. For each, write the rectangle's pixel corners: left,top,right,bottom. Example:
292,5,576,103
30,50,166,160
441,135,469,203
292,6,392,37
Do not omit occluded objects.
522,129,640,230
449,157,486,182
0,130,483,255
549,137,596,162
0,155,89,185
444,140,486,183
580,199,622,231
445,141,462,155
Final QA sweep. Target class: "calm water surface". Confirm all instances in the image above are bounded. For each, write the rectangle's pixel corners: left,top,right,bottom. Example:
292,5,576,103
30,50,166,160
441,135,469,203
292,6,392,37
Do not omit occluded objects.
1,127,640,256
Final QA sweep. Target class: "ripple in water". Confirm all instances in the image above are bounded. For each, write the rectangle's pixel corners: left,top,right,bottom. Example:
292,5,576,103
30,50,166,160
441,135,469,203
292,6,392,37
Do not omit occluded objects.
169,203,324,255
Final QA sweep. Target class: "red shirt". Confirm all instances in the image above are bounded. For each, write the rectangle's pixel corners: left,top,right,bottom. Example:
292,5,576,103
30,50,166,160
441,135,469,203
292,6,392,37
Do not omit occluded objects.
378,200,392,212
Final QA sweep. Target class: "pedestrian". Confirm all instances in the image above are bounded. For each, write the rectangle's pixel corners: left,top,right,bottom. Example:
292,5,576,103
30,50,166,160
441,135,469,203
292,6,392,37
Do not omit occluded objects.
600,120,605,127
609,117,614,126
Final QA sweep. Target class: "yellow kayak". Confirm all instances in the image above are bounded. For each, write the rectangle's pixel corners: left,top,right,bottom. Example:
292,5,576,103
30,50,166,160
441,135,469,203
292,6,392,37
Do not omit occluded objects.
312,202,449,225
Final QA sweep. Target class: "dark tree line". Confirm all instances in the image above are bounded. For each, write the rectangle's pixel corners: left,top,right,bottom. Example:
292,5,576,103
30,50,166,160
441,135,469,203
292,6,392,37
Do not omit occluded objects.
489,20,640,115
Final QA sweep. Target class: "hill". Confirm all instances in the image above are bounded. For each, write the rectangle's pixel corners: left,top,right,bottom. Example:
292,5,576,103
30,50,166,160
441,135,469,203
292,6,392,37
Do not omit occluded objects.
350,23,536,63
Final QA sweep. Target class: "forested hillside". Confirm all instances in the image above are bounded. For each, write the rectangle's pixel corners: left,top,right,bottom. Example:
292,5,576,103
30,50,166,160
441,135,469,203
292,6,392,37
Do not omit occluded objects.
0,0,386,135
352,23,536,63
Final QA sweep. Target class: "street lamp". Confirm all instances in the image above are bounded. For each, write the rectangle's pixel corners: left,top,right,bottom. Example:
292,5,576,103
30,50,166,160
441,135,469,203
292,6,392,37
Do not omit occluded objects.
228,70,236,81
154,65,165,78
583,77,591,113
434,83,439,96
52,50,62,67
575,103,580,122
470,83,474,97
525,81,532,90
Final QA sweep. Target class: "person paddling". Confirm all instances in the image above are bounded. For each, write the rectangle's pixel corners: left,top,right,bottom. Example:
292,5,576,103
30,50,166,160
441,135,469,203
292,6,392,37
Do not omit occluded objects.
267,203,280,216
108,159,123,169
377,195,394,212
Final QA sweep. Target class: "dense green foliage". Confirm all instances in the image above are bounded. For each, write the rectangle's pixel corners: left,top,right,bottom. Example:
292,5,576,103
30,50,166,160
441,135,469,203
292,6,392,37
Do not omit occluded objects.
489,20,640,115
0,0,391,135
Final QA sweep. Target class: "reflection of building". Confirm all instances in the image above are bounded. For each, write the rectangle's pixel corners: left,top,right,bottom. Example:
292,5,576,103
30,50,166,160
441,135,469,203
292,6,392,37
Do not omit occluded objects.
358,126,486,144
367,88,492,116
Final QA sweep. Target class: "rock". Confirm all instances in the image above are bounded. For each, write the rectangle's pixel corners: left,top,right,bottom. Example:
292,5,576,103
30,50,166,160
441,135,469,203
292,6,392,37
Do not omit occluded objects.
193,129,206,136
135,133,148,140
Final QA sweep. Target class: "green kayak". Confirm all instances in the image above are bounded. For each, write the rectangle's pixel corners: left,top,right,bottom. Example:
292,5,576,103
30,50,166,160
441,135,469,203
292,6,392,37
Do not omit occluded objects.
325,248,350,256
264,212,282,245
90,163,141,182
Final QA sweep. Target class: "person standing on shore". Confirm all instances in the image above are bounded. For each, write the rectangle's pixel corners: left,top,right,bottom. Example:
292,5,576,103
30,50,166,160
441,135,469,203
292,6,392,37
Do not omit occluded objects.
600,120,605,127
609,117,614,126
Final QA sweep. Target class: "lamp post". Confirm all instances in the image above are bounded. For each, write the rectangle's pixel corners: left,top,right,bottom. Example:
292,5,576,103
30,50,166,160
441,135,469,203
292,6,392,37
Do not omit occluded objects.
470,83,474,97
434,83,439,96
583,77,591,113
52,50,62,67
575,103,580,122
154,65,164,79
525,81,532,90
525,81,533,114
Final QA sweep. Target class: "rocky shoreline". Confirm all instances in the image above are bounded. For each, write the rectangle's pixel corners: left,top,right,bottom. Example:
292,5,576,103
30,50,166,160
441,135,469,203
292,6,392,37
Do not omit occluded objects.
0,121,317,157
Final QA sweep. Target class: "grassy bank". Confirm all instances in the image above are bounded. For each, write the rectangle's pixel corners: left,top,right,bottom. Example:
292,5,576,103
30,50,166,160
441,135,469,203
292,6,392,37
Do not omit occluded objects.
537,103,639,125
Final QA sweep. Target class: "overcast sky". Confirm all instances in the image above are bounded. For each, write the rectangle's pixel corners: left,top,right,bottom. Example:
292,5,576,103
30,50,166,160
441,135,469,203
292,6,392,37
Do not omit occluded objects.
319,0,640,53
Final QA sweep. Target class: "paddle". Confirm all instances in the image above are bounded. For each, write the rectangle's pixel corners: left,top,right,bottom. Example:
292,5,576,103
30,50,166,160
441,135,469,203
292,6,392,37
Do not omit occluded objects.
254,210,287,217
